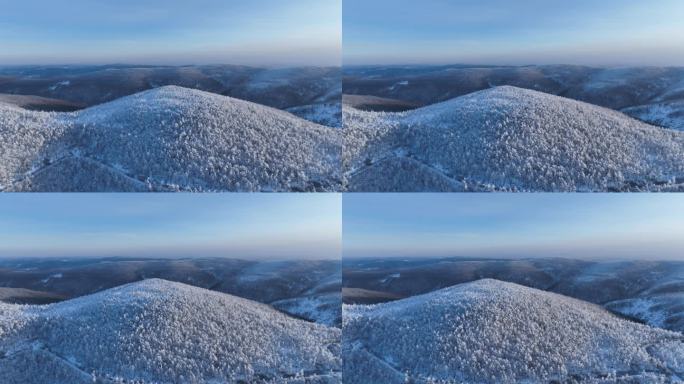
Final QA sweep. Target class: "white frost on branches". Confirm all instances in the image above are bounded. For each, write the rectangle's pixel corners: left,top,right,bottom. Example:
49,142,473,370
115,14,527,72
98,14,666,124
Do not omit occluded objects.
0,279,341,384
344,86,684,192
343,279,684,384
0,86,342,192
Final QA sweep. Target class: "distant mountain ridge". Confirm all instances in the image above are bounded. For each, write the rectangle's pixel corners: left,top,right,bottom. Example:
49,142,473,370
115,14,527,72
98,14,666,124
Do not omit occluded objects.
0,94,82,112
0,65,341,108
343,64,684,130
0,287,66,305
0,64,342,127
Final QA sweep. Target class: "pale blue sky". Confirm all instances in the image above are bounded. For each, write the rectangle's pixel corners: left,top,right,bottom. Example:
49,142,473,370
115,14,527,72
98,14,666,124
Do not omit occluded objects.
344,194,684,260
0,0,341,66
344,0,684,66
0,194,341,259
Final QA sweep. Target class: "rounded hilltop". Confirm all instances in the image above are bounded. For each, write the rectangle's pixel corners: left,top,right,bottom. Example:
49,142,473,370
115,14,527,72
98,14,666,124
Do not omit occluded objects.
344,86,684,192
0,278,341,384
1,86,342,192
343,278,684,384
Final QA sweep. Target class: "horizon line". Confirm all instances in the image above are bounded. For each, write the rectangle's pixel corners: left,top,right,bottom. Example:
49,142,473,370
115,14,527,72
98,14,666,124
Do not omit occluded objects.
342,62,684,69
342,254,683,263
0,255,340,261
0,62,342,69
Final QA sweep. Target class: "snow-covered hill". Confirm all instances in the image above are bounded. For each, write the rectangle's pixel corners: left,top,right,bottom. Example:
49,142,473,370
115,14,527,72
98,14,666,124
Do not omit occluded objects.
0,279,341,384
344,86,684,192
0,86,342,191
0,257,342,328
343,279,683,384
343,258,684,334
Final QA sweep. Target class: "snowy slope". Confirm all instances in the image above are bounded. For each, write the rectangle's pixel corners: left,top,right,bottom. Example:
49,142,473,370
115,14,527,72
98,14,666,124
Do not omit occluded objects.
0,257,342,328
0,86,342,192
287,103,342,128
343,279,684,384
268,271,342,327
0,279,341,384
623,101,684,131
607,293,684,334
272,292,342,328
344,86,684,192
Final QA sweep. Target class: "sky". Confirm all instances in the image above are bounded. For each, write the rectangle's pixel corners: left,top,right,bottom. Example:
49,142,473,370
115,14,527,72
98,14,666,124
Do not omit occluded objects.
0,0,341,66
0,194,341,259
344,0,684,66
344,194,684,261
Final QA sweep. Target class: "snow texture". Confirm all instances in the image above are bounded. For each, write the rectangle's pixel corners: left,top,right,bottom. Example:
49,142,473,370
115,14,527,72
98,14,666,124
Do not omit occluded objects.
0,86,342,192
344,86,684,192
272,293,342,328
287,104,342,128
0,279,341,384
607,293,684,334
343,279,684,384
623,101,684,131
